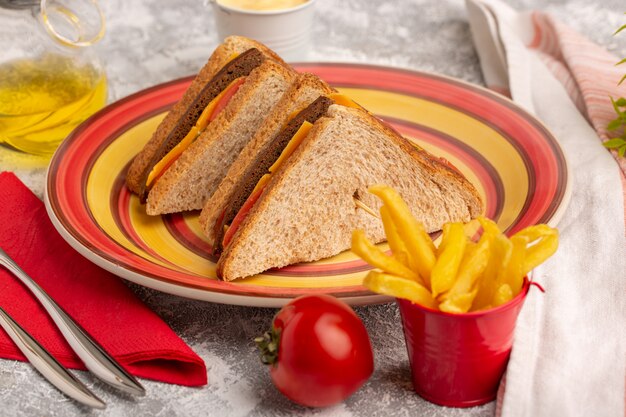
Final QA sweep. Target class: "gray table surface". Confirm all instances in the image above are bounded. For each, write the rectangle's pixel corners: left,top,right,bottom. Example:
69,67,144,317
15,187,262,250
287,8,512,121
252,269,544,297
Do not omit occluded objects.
1,0,625,416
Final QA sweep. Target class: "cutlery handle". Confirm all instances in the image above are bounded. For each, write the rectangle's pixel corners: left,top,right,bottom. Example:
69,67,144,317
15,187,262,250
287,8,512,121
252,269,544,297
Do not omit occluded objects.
0,247,145,396
0,307,106,409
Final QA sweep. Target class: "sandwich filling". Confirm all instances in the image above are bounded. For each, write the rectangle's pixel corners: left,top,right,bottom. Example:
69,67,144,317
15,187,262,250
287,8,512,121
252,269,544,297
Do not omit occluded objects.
137,48,265,202
221,121,314,250
213,94,361,255
146,77,246,188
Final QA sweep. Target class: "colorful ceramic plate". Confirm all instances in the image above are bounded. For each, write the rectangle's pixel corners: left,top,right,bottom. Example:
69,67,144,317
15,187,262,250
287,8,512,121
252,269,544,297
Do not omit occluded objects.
45,63,570,307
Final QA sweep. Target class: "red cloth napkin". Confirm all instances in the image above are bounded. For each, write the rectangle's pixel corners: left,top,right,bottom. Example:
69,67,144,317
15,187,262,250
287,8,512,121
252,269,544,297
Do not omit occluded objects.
0,172,207,386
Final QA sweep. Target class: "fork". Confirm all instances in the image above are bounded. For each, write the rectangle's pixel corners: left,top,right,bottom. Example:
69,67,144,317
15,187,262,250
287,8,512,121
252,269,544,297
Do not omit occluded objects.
0,246,146,397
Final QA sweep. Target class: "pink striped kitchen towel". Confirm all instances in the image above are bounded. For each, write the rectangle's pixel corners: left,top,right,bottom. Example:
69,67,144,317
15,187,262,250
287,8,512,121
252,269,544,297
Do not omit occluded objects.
467,1,626,417
528,11,626,177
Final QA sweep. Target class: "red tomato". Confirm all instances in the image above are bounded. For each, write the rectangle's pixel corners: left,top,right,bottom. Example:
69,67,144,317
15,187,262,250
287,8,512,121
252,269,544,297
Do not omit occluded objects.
256,294,374,407
222,185,264,249
209,77,246,122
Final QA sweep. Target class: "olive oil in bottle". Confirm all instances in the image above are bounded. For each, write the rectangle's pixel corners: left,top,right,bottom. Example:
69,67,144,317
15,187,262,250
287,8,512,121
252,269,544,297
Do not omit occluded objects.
0,53,107,156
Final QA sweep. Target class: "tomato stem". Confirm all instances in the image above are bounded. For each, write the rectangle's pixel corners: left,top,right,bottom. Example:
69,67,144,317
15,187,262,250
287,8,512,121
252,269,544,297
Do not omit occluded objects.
254,328,280,366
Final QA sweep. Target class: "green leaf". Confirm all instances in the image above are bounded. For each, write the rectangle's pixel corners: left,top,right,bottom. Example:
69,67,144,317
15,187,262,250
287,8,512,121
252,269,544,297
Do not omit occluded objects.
603,138,626,149
617,57,626,66
607,118,623,130
615,23,626,35
619,144,626,158
610,96,622,114
620,73,626,86
616,97,626,107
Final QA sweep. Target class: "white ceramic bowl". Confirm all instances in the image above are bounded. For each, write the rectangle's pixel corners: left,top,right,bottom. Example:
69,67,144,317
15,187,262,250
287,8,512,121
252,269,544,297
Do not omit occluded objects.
211,0,316,62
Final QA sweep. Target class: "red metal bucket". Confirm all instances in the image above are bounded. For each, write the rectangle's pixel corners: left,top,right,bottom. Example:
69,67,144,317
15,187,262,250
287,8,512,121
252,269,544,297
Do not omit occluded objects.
397,281,531,407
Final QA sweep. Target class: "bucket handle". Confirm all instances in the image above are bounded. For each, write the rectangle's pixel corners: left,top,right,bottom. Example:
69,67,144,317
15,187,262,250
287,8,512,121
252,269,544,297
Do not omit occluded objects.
529,281,545,293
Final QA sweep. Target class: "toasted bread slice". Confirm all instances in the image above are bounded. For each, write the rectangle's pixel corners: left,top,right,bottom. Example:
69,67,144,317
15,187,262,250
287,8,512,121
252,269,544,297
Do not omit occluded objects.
217,105,483,281
198,73,335,242
145,60,296,215
126,36,288,198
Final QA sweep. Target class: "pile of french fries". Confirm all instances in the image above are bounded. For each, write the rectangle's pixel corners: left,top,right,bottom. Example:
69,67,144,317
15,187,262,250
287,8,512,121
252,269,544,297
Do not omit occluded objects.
352,185,559,313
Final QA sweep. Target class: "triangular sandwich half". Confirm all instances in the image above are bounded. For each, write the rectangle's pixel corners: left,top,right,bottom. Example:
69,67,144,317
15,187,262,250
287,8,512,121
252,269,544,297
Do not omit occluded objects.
214,104,483,281
125,36,295,214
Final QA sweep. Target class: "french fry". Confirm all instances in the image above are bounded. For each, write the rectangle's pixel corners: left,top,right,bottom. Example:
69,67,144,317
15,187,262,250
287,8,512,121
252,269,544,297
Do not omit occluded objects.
393,251,411,268
472,217,506,310
472,233,512,310
513,225,559,276
439,234,490,302
364,271,438,310
478,216,501,237
493,284,513,306
462,218,482,242
440,289,478,314
499,235,528,294
431,223,466,298
380,205,411,268
369,185,436,287
354,186,560,314
351,230,423,284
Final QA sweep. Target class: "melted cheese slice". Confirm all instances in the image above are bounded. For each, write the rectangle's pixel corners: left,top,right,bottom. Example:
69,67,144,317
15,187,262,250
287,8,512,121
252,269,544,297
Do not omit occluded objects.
251,173,272,196
328,93,361,109
269,121,313,173
249,121,313,196
146,76,244,187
